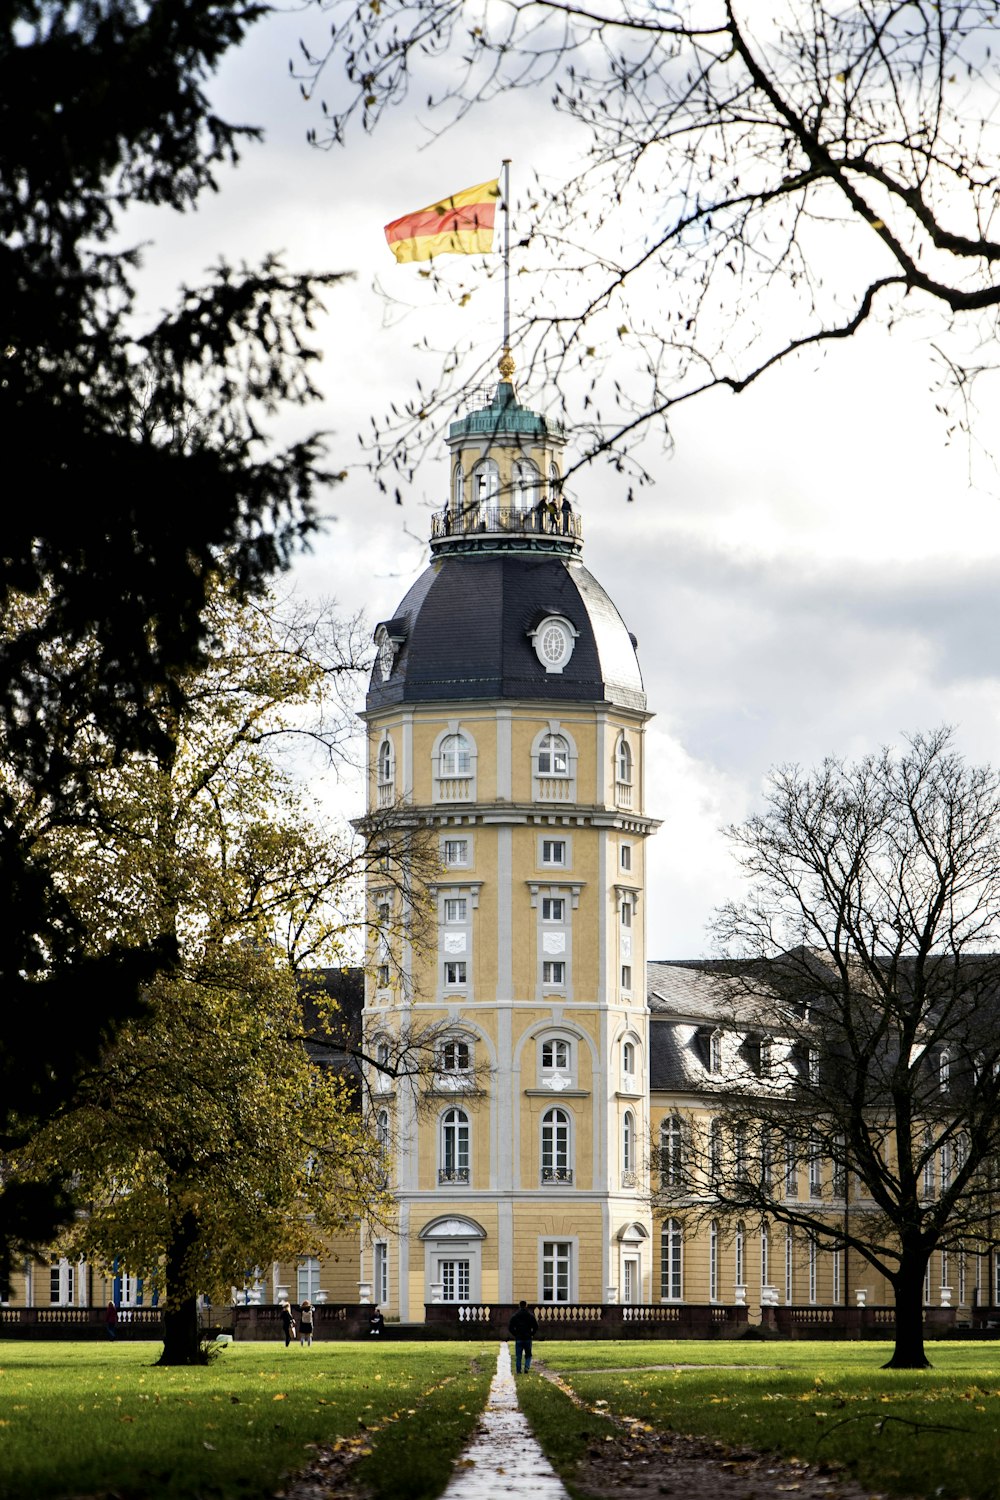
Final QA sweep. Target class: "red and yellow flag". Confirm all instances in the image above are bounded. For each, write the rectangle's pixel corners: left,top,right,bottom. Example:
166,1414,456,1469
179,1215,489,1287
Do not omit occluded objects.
384,178,500,263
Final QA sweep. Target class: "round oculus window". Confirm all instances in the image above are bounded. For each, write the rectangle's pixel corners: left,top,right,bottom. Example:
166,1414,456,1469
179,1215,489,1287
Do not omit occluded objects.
531,615,576,673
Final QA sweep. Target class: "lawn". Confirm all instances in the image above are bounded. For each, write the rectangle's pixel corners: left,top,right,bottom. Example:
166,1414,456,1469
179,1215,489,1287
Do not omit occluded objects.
531,1339,1000,1500
0,1340,493,1500
7,1337,1000,1500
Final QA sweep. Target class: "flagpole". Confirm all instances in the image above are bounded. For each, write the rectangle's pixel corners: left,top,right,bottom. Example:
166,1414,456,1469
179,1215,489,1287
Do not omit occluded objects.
500,159,513,381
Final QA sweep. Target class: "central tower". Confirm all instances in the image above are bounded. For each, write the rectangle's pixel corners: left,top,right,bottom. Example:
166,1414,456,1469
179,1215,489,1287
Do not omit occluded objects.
362,364,657,1317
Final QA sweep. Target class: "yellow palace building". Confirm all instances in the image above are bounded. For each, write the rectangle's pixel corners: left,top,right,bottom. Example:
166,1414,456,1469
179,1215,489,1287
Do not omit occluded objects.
359,358,659,1317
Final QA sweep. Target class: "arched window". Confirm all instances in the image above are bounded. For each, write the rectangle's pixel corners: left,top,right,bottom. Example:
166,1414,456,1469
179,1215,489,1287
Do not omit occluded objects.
660,1219,683,1301
939,1048,951,1092
473,459,499,504
374,1040,391,1093
377,737,394,806
549,462,560,498
623,1039,636,1078
542,1038,570,1072
616,734,633,784
376,1108,390,1150
440,733,472,777
513,458,539,509
453,465,464,508
660,1115,684,1185
541,1107,572,1183
537,732,569,776
622,1110,635,1177
440,1108,470,1184
440,1038,471,1074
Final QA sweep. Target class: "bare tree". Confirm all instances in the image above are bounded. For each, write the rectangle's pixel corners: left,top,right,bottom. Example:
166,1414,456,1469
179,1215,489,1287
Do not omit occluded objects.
301,1,1000,483
660,729,1000,1368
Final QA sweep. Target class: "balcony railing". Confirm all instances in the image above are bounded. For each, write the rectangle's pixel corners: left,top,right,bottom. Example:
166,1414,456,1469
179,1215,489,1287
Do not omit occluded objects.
541,1165,574,1185
438,1166,471,1186
432,505,583,544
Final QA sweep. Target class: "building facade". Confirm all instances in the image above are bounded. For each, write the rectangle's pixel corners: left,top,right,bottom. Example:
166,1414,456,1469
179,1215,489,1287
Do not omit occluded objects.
359,364,658,1317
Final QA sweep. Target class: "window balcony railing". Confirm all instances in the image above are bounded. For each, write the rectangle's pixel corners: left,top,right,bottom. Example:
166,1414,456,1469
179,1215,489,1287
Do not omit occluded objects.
621,1170,639,1189
377,781,395,808
615,780,633,809
435,776,474,802
432,505,583,543
438,1166,470,1186
540,1165,574,1185
535,776,574,803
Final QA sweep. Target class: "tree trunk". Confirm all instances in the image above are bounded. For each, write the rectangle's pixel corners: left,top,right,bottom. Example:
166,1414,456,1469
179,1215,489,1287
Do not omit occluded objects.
157,1206,206,1366
883,1252,931,1369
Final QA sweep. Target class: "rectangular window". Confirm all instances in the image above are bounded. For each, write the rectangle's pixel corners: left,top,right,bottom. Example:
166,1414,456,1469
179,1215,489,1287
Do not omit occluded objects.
297,1257,321,1301
620,898,632,927
661,1223,683,1301
443,897,467,923
440,1260,471,1303
621,964,632,991
832,1249,841,1304
542,1241,572,1302
444,961,467,986
443,838,470,867
541,896,565,921
374,1243,388,1306
620,843,632,871
49,1258,73,1306
808,1137,822,1197
541,839,566,866
377,964,390,988
542,960,565,986
784,1135,798,1198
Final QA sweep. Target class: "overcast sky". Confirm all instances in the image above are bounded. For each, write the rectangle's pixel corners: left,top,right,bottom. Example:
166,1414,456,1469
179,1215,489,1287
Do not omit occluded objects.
125,5,1000,959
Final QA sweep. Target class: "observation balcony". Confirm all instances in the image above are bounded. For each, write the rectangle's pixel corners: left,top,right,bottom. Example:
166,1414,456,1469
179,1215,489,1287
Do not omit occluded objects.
430,502,583,558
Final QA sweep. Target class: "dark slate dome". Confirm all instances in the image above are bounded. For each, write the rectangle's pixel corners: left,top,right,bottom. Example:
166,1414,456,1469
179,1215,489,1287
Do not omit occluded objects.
368,552,645,712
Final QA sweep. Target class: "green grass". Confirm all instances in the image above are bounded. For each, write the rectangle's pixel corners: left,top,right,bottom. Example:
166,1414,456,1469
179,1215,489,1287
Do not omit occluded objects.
0,1340,493,1500
515,1370,619,1500
533,1340,1000,1500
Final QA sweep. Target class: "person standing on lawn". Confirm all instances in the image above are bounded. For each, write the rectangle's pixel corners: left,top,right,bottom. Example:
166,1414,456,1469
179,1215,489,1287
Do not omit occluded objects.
279,1299,295,1347
298,1299,314,1347
508,1300,538,1373
104,1301,118,1340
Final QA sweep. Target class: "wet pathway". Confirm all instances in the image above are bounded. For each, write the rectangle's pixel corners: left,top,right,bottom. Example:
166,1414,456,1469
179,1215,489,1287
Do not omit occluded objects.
440,1342,569,1500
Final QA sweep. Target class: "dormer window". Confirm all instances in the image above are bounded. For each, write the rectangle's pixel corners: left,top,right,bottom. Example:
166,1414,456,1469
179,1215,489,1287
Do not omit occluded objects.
709,1029,723,1076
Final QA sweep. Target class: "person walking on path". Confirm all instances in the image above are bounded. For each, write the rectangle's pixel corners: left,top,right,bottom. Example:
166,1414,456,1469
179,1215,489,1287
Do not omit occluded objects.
279,1300,295,1348
508,1299,538,1373
298,1299,314,1347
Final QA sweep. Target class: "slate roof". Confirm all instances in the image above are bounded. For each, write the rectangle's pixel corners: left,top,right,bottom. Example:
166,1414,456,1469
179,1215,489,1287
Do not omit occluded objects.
367,553,645,713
